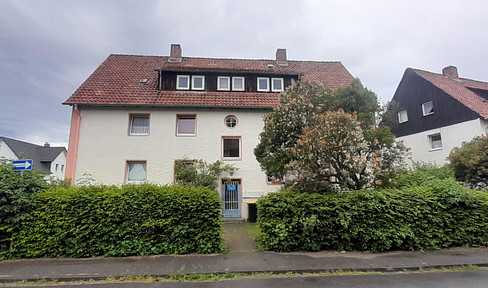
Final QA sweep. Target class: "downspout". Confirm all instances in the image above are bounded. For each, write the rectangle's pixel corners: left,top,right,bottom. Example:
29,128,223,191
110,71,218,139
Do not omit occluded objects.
65,105,81,186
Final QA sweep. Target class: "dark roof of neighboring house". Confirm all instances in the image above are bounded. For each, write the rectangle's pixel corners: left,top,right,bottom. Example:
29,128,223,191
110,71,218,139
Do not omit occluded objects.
410,68,488,119
63,53,354,108
0,136,66,174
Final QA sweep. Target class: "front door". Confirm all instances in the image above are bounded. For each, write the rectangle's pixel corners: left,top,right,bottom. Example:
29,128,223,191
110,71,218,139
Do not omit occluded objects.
222,179,241,218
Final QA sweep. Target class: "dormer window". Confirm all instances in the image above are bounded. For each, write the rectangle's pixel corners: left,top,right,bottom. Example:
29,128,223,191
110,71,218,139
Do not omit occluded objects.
271,78,284,92
232,77,245,91
257,77,270,92
176,75,190,90
192,75,205,90
422,101,434,116
218,77,230,91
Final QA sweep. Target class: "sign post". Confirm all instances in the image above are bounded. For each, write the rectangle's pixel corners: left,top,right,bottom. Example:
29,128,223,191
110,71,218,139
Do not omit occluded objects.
12,160,33,171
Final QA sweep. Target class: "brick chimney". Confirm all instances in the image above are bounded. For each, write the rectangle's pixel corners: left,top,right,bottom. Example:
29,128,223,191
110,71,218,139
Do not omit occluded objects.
442,66,459,78
168,44,182,62
276,48,288,67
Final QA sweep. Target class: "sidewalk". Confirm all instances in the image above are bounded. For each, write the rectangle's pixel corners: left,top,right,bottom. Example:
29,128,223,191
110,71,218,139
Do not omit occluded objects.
1,223,488,282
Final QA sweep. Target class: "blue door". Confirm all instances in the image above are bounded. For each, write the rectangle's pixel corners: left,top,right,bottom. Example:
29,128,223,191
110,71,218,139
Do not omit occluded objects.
222,180,241,218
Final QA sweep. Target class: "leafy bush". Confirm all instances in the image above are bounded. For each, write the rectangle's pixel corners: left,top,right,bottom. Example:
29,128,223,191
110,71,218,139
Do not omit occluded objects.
257,178,488,252
449,135,488,187
174,159,236,190
9,184,224,258
0,164,47,256
384,163,454,189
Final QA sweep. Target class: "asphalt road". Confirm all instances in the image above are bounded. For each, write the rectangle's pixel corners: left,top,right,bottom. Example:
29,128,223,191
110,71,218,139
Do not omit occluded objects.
12,270,488,288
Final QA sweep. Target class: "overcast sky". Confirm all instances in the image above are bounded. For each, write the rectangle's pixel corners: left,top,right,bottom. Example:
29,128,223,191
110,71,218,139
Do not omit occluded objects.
1,0,487,147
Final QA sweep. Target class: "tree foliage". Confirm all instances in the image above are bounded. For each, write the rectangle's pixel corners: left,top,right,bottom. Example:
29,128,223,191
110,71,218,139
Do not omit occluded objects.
174,159,237,190
449,135,488,188
254,79,408,192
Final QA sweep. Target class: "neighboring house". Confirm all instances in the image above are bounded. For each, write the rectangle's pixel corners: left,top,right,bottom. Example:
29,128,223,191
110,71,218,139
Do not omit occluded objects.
389,66,488,164
0,136,67,180
63,44,354,219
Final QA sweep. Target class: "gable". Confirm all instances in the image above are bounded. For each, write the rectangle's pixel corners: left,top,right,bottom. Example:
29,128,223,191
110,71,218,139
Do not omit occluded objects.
391,69,480,137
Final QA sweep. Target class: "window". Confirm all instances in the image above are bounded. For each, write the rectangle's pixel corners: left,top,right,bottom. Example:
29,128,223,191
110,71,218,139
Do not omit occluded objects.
55,164,59,171
127,161,147,183
271,78,284,92
232,77,245,91
61,165,64,172
225,115,238,128
129,114,149,135
176,75,190,90
217,77,230,91
257,77,269,92
192,75,205,90
267,174,285,185
177,115,196,136
398,110,408,123
422,101,434,116
222,137,241,159
429,133,443,150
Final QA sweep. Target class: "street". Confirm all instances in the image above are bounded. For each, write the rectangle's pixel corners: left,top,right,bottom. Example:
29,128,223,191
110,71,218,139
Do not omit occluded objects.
13,269,488,288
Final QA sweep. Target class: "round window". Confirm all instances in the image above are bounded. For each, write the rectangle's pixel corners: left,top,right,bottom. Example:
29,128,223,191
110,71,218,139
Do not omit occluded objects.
225,116,238,128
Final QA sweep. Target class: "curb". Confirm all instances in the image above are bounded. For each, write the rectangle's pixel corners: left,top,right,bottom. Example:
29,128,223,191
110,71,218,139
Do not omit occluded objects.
2,263,488,283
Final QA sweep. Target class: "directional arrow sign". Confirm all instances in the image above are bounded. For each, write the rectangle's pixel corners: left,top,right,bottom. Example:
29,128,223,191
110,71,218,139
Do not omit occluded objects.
12,159,33,171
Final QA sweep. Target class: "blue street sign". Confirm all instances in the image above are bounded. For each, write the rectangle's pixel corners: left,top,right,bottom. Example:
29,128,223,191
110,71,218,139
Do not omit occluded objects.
12,159,33,171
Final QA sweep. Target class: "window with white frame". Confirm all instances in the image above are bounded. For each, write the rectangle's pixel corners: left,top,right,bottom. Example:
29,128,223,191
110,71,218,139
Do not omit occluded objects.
232,77,245,91
176,75,190,90
222,137,241,159
398,110,408,123
422,101,434,116
271,78,284,92
127,161,147,183
257,77,269,92
129,114,149,135
217,76,230,91
176,115,196,136
192,75,205,90
225,115,238,128
428,133,443,150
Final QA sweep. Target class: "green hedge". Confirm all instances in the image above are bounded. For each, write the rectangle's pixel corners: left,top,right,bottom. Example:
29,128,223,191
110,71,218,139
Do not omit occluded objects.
257,178,488,252
10,184,224,258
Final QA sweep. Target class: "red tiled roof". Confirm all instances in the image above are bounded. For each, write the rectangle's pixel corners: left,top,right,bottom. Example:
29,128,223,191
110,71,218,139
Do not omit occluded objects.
412,68,488,119
64,54,354,108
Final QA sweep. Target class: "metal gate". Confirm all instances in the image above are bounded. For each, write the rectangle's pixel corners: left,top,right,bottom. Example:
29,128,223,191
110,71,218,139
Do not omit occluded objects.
222,180,241,218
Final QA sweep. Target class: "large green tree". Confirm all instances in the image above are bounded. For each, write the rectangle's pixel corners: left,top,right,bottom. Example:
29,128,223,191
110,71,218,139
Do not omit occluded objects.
254,79,407,192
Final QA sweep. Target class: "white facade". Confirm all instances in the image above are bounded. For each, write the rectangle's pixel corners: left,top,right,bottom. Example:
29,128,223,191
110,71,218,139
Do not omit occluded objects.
397,118,488,165
49,151,67,181
0,139,18,161
73,107,281,217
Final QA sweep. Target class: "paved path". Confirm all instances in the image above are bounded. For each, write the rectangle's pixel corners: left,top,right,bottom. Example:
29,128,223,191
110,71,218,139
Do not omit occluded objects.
222,222,257,253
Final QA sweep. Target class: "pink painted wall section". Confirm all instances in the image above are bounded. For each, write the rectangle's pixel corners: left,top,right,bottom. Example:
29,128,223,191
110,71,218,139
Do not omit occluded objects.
65,106,81,185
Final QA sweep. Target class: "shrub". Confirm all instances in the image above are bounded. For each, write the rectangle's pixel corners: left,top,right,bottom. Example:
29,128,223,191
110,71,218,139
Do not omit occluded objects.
9,184,224,258
449,135,488,188
0,164,47,257
257,179,488,252
385,163,454,189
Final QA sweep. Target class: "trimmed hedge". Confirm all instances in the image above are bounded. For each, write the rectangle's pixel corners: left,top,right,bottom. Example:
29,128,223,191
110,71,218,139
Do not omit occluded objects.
257,178,488,252
10,184,224,258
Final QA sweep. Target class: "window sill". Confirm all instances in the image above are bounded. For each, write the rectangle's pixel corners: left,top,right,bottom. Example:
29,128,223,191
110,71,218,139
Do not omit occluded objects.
423,113,434,116
429,147,443,152
129,133,149,136
222,157,241,161
176,134,196,137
